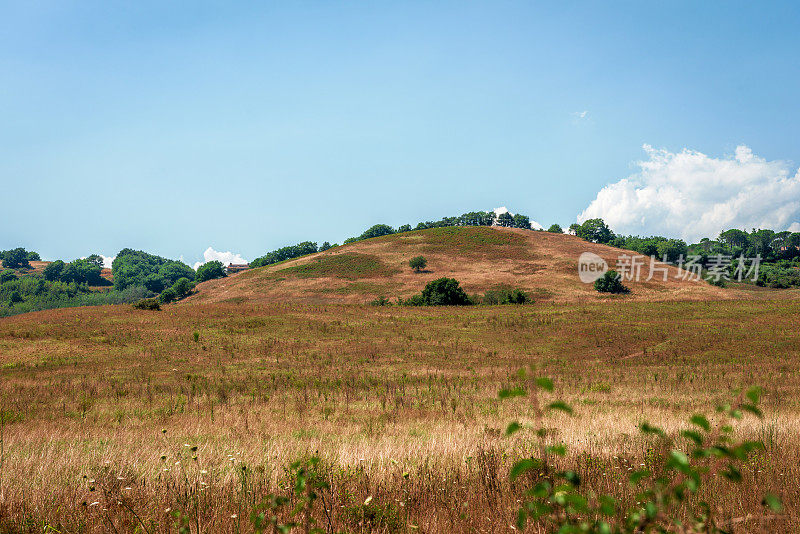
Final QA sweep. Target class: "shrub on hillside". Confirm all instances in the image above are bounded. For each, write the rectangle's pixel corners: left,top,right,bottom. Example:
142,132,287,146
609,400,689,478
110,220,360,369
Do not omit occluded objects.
409,256,427,272
133,298,161,310
159,287,177,304
419,277,471,306
196,260,227,282
594,270,630,294
0,270,18,284
482,287,529,304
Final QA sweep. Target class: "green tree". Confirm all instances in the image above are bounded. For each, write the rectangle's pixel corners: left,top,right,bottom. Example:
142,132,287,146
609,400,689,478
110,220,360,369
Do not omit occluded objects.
43,260,65,281
656,239,688,262
171,277,194,299
359,224,395,240
143,273,166,293
26,251,41,261
0,270,17,283
1,248,31,269
196,260,227,282
421,277,470,305
409,256,427,272
159,287,177,304
547,224,563,233
496,212,514,227
750,229,776,254
575,219,614,244
512,214,531,229
718,229,749,251
594,270,630,294
397,224,412,233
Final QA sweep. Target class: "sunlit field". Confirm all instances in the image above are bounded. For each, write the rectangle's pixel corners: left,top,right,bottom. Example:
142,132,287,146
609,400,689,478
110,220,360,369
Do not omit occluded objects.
1,299,799,532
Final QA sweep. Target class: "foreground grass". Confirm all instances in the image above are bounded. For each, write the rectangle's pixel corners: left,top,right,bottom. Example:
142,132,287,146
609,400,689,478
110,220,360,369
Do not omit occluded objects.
0,300,799,532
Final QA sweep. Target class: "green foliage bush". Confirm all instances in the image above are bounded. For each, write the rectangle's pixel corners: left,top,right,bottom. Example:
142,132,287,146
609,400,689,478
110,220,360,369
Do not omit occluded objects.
42,260,65,281
420,277,470,305
159,287,177,304
0,270,18,283
112,248,194,291
408,255,427,272
547,224,563,233
132,298,161,310
594,270,630,294
1,248,32,269
482,287,529,304
195,260,227,282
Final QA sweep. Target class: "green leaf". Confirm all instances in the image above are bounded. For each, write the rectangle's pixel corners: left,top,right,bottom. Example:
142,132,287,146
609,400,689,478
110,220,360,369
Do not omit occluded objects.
546,444,567,456
689,414,711,432
515,509,527,529
629,469,650,485
741,403,763,418
721,465,741,482
599,495,616,516
745,386,762,405
763,493,782,512
640,422,665,436
498,387,526,399
535,377,554,392
669,450,690,467
547,401,573,415
682,430,704,445
510,459,537,481
505,421,522,436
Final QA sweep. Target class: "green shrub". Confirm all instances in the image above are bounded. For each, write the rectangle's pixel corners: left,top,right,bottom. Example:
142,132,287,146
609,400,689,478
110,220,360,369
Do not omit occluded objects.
482,287,529,304
196,260,227,282
409,255,427,272
420,277,470,305
132,298,161,310
0,270,17,283
370,295,391,306
594,270,630,294
159,287,177,304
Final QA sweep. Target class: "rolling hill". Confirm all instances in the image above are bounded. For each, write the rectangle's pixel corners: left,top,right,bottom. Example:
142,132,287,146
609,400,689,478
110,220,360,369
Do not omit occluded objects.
188,226,737,305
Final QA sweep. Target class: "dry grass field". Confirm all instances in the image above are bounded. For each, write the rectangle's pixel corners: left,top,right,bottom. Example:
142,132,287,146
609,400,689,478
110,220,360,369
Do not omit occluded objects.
189,227,750,305
1,297,799,532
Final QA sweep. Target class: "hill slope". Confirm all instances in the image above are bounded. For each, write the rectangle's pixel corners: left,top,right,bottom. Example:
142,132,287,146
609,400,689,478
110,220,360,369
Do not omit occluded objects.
188,226,742,304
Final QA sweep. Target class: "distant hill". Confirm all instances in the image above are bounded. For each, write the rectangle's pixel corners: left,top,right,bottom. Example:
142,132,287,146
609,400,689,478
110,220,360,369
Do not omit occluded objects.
187,226,737,305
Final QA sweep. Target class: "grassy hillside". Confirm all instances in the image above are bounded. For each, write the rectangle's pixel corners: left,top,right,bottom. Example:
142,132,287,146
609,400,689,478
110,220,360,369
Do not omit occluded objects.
189,226,737,304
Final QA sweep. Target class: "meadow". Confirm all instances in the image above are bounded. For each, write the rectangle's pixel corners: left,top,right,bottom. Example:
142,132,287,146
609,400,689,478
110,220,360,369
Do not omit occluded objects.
0,299,799,532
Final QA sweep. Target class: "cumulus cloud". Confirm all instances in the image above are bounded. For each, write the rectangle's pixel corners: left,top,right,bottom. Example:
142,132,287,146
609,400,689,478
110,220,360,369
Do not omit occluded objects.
193,247,247,270
578,145,800,243
493,206,544,230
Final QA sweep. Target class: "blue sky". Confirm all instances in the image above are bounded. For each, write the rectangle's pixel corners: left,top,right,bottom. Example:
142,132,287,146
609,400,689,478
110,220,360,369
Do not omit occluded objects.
2,1,799,265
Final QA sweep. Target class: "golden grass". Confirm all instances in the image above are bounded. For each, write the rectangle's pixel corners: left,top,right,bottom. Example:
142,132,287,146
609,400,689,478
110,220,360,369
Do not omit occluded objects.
1,298,799,532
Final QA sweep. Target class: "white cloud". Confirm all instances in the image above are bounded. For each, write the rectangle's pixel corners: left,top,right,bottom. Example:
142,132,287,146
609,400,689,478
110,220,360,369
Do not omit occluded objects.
790,222,800,232
578,144,800,243
573,110,589,119
193,247,247,270
493,206,544,230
